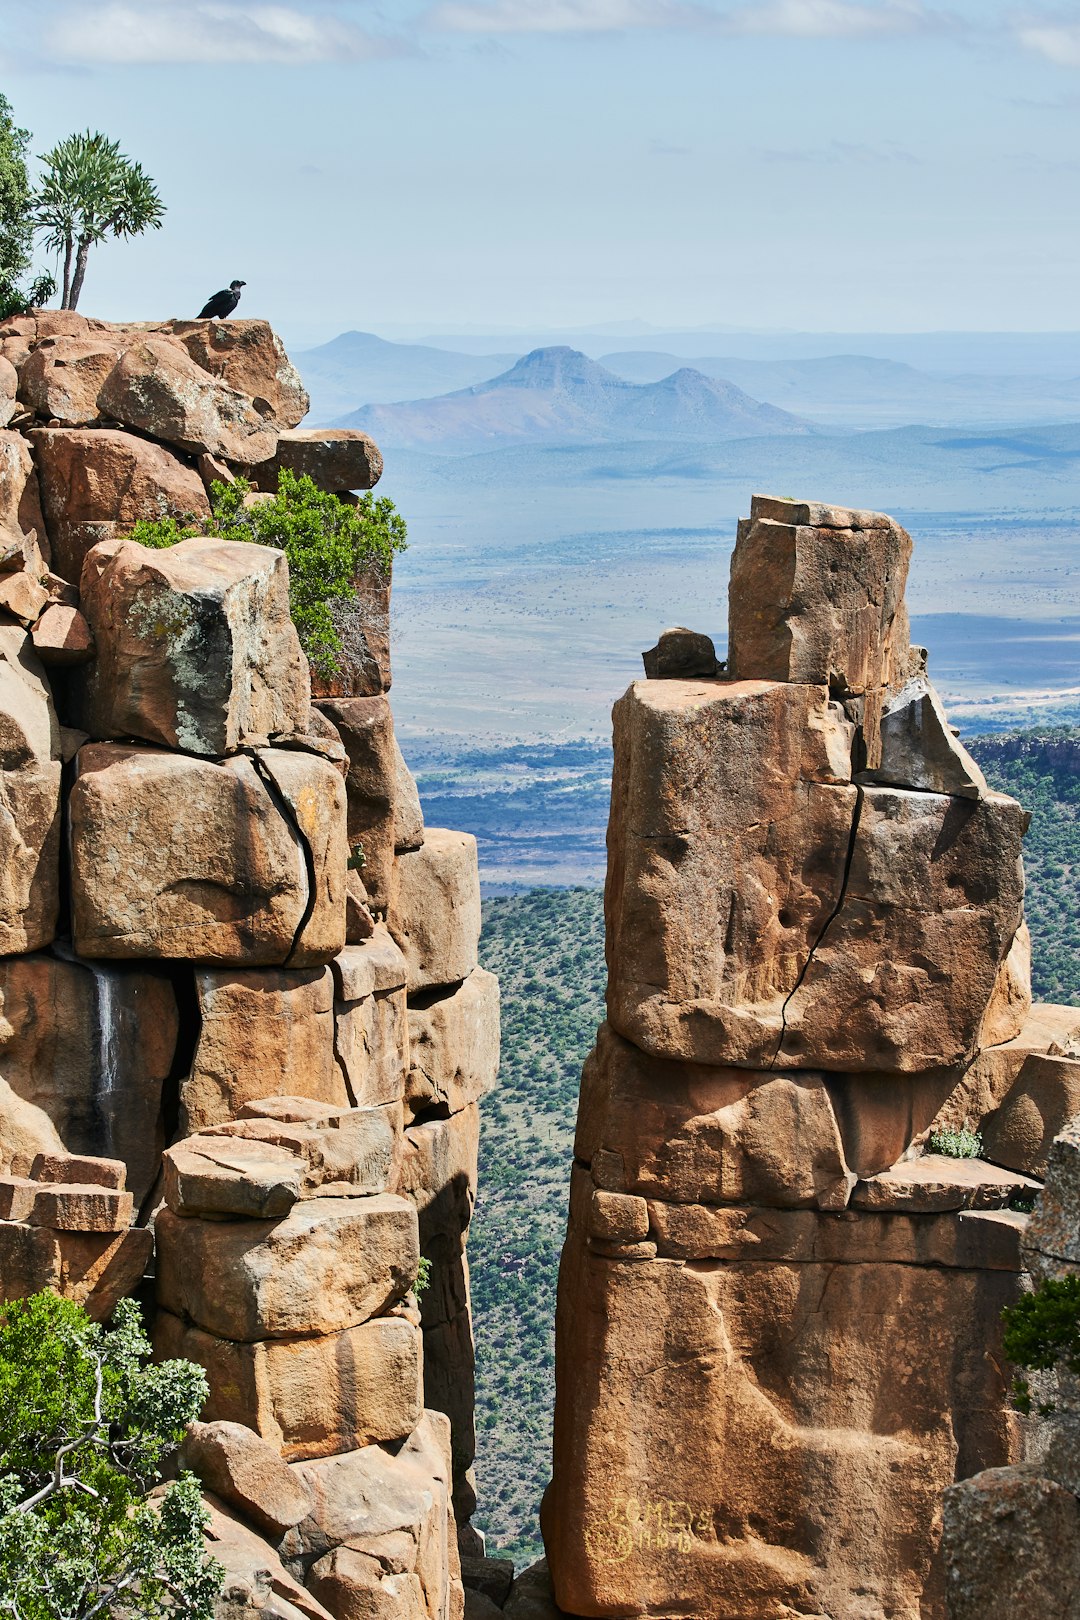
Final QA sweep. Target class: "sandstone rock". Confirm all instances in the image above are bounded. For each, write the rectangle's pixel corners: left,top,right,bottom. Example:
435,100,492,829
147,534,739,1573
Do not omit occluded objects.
1024,1116,1080,1269
18,336,123,425
503,1561,567,1620
97,337,279,464
941,1465,1080,1620
76,536,309,755
0,430,49,569
546,1217,1020,1620
346,870,376,942
333,929,410,1109
930,1003,1080,1154
0,951,177,1202
406,970,500,1123
69,743,345,966
281,1411,459,1618
156,1194,418,1341
158,1309,422,1461
0,1220,152,1319
821,1068,959,1179
588,1189,649,1243
0,627,61,954
577,1023,853,1210
850,1153,1039,1213
399,1107,479,1243
180,967,341,1135
464,1592,502,1620
727,495,912,732
24,1181,133,1231
641,626,719,679
168,320,309,429
308,1547,429,1619
181,1421,314,1538
318,696,396,910
979,921,1033,1051
395,740,425,851
30,603,93,665
0,356,15,426
309,561,392,700
251,429,383,493
30,426,210,584
0,1176,36,1219
860,675,987,798
390,831,481,996
606,676,1026,1072
165,1103,400,1216
461,1556,514,1608
0,570,49,626
980,1046,1080,1179
31,1151,126,1188
201,1495,337,1620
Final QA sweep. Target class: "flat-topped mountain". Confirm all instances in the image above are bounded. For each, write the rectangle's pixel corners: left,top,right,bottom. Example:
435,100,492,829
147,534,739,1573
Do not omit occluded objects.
334,345,813,452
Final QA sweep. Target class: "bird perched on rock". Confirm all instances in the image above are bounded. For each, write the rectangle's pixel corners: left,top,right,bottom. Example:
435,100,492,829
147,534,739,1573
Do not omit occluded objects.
198,279,245,319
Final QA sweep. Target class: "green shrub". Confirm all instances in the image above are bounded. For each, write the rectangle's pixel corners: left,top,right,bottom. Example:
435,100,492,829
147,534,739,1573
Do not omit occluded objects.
928,1127,983,1159
122,470,407,681
1002,1274,1080,1415
0,1290,222,1619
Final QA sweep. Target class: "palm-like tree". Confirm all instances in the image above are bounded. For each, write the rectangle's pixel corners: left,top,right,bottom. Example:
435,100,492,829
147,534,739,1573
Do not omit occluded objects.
33,131,165,310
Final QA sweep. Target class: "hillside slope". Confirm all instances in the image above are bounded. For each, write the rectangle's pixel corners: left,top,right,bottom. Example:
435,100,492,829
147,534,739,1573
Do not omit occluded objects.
294,329,518,421
335,346,812,451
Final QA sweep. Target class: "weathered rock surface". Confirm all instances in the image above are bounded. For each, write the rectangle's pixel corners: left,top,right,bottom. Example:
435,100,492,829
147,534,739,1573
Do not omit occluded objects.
0,627,61,954
97,337,279,464
309,562,392,700
201,1494,337,1620
69,743,346,966
180,968,341,1135
390,831,481,996
158,1309,422,1460
0,430,48,570
18,336,123,425
850,1153,1039,1212
31,602,94,665
641,626,720,680
546,1217,1018,1620
1024,1115,1080,1270
318,695,396,910
76,536,309,755
333,928,410,1109
30,426,210,583
169,321,309,429
251,428,383,493
156,1194,417,1341
395,739,425,851
861,675,987,798
406,970,500,1123
0,356,16,427
941,1465,1080,1620
0,950,174,1202
181,1421,314,1537
0,1219,152,1320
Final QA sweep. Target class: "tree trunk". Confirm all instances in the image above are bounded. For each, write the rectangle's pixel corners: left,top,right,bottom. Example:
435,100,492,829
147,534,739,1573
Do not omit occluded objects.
60,236,73,309
68,238,91,311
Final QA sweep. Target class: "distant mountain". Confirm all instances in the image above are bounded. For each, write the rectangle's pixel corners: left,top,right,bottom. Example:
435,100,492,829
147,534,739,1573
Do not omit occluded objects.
333,346,812,451
294,331,519,423
600,351,1080,430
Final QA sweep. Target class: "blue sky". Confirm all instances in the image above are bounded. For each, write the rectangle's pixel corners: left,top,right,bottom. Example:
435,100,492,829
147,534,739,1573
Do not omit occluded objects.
3,0,1079,344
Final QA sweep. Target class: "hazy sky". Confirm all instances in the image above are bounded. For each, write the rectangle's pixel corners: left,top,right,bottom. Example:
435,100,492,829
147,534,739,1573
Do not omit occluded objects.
3,0,1079,344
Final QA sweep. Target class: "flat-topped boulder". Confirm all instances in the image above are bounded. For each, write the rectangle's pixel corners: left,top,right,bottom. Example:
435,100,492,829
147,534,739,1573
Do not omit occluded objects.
251,428,383,493
850,1153,1040,1212
76,536,309,755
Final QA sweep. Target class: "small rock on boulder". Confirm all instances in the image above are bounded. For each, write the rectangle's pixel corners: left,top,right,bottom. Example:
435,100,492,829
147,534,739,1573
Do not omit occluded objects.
642,626,720,680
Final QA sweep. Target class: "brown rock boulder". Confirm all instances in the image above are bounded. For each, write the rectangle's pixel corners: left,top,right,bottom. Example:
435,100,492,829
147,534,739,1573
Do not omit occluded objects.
0,356,16,427
30,426,210,584
97,337,279,464
180,1421,314,1538
251,428,383,493
576,1022,853,1210
318,695,396,910
333,929,410,1109
0,952,176,1202
394,739,425,851
0,627,62,954
157,1309,423,1460
167,320,309,429
605,677,1025,1072
200,1494,337,1620
18,336,123,425
155,1194,418,1340
406,968,500,1123
75,536,309,755
180,967,341,1135
31,603,93,665
0,429,49,571
390,830,481,996
69,743,346,966
0,1221,152,1320
941,1465,1080,1620
546,1216,1020,1620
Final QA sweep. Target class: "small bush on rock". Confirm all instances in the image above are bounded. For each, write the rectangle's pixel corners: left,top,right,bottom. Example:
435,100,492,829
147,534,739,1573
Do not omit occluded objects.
125,515,203,550
0,1290,222,1620
928,1128,983,1159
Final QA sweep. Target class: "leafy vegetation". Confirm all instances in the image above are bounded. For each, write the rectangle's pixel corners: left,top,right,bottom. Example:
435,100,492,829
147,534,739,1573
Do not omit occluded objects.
0,95,52,319
467,729,1080,1564
124,472,407,679
32,130,164,311
0,1291,221,1620
1003,1274,1080,1416
928,1128,983,1159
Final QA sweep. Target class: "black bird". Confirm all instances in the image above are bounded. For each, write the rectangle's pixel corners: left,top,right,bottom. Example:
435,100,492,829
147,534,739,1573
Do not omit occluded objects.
198,279,246,319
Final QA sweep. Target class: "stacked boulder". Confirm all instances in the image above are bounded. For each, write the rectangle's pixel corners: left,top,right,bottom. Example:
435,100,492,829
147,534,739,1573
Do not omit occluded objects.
545,496,1080,1620
0,310,497,1614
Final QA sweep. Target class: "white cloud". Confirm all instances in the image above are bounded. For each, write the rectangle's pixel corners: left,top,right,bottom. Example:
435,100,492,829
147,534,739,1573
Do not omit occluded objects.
45,2,389,65
723,0,928,37
1017,24,1080,68
428,0,702,32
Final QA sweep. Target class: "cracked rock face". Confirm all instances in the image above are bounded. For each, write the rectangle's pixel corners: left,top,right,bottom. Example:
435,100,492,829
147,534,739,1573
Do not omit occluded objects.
75,536,310,757
68,743,346,965
0,627,62,955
